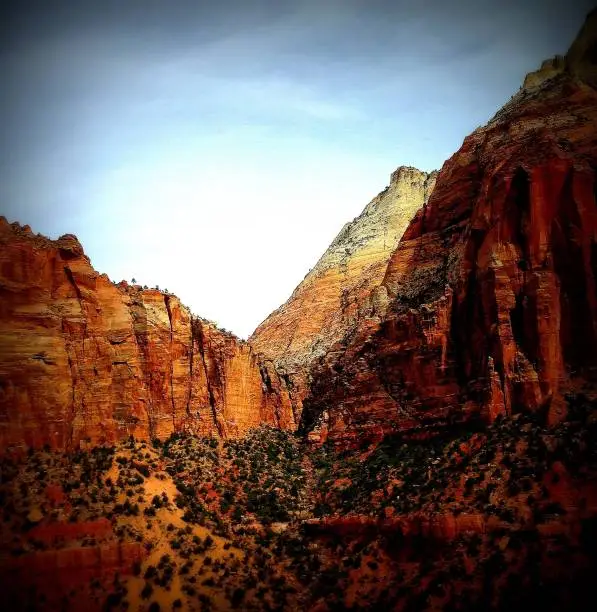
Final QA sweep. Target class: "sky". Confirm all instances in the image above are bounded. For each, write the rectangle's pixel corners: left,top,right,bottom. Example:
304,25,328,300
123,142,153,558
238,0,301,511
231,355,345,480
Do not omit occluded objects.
1,0,594,338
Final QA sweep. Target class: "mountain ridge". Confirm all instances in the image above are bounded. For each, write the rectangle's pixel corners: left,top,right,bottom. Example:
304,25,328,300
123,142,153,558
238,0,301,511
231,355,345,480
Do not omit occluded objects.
250,165,437,420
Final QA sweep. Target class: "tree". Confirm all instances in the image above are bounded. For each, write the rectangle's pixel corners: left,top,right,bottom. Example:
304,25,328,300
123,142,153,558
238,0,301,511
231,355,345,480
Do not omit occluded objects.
141,582,153,599
131,277,137,284
231,587,246,608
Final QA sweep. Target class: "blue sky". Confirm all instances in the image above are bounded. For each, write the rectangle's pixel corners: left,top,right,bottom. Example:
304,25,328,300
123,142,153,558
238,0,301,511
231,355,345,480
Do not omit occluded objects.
1,0,594,337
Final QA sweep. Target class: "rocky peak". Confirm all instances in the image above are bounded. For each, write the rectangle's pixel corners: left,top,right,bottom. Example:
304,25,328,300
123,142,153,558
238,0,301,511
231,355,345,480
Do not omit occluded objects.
390,166,438,202
308,166,436,277
250,166,436,421
522,55,566,91
566,7,597,87
520,9,597,93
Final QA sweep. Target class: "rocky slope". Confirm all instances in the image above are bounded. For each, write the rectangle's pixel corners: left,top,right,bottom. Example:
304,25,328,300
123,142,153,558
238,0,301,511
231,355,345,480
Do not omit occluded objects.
300,9,597,445
0,219,294,450
3,397,597,611
250,166,437,420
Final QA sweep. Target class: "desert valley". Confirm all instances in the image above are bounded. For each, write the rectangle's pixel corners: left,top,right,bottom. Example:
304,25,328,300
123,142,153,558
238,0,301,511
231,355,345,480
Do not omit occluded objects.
1,7,597,612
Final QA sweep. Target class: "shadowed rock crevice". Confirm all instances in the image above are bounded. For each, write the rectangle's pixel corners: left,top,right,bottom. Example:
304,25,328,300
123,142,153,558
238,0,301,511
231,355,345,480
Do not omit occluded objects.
164,294,177,430
63,266,83,303
552,171,597,372
194,319,224,438
503,167,531,266
186,317,196,418
129,298,156,439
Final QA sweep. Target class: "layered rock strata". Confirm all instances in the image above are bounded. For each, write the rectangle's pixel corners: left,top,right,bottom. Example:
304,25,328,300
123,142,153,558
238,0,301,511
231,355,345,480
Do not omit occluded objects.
0,220,294,450
251,166,437,419
300,10,597,445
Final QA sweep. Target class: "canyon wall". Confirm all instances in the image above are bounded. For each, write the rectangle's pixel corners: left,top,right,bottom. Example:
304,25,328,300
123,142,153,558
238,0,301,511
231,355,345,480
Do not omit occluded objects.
250,166,437,419
0,220,294,450
300,10,597,445
3,11,596,452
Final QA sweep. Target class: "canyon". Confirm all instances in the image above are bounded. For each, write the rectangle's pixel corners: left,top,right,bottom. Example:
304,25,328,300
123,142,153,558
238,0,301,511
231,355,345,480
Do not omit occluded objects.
1,9,597,452
1,8,597,612
0,159,439,452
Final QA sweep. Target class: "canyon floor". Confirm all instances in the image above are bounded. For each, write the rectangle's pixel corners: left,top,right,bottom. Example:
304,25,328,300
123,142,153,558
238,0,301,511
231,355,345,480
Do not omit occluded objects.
2,392,597,611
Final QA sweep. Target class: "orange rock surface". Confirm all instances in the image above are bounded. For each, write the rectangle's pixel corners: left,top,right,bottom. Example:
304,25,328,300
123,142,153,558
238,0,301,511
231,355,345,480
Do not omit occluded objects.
251,166,437,419
300,11,597,444
1,541,144,611
304,513,487,540
0,221,294,450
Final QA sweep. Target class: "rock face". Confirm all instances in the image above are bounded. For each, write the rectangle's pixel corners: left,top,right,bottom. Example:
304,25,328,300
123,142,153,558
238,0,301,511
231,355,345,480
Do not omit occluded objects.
0,220,294,450
1,541,144,612
300,10,597,445
250,166,437,420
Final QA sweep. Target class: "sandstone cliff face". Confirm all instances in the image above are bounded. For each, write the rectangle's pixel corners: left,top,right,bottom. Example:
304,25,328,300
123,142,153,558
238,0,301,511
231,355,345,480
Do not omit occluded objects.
300,11,597,444
2,541,144,612
0,220,294,450
250,167,436,420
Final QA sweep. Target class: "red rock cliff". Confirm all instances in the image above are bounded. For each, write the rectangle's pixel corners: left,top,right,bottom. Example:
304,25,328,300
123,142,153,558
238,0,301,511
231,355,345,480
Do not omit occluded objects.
0,221,294,450
250,166,436,422
300,10,597,444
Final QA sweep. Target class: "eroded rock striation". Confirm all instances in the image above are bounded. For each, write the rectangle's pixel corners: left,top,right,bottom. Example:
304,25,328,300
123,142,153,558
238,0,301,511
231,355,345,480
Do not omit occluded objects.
300,10,597,445
250,166,437,420
0,220,294,450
